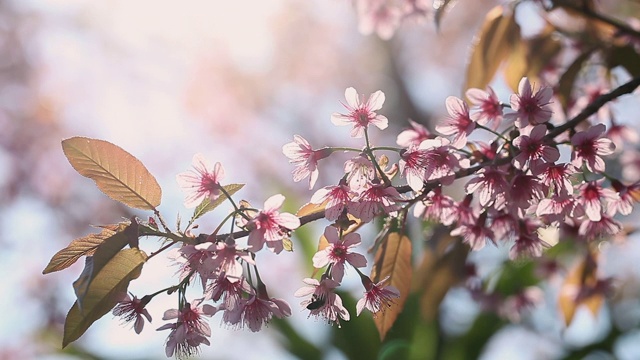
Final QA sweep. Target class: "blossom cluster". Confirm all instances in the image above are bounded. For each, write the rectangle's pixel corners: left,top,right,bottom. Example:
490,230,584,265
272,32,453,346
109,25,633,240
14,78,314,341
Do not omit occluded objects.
111,77,638,358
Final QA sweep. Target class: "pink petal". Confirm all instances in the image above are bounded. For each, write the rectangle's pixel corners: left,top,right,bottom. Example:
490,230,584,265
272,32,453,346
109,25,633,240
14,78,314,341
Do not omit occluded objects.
264,194,285,211
345,87,360,108
367,90,386,111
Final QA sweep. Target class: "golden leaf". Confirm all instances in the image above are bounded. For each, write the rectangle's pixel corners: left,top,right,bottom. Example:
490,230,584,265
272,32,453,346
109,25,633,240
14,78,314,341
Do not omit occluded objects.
370,232,412,340
62,137,161,210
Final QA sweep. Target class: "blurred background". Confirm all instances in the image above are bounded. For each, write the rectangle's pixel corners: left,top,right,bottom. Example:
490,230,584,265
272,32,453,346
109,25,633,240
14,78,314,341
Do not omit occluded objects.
2,0,640,359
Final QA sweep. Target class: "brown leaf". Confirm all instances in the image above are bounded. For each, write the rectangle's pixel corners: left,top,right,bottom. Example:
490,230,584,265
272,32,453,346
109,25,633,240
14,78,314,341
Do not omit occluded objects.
370,232,412,340
296,201,327,218
63,248,147,347
62,137,162,210
558,255,603,325
464,5,520,92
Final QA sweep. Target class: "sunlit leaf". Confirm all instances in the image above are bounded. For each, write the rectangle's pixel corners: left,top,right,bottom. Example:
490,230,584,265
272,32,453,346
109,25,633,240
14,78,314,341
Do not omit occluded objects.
296,201,327,218
606,45,640,78
72,222,139,308
558,255,603,325
414,234,468,320
504,24,562,91
63,248,147,347
464,5,520,92
62,137,162,210
557,50,593,108
370,232,412,340
43,225,123,274
190,183,245,222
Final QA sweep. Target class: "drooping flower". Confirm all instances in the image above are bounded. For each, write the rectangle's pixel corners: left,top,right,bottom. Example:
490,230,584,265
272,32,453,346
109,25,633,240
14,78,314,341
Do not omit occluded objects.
608,180,640,216
204,237,254,283
451,212,494,250
176,154,225,208
282,135,332,189
578,215,622,240
204,272,252,311
398,144,430,192
466,86,503,129
396,119,431,147
413,187,456,226
247,194,300,253
312,226,367,282
435,96,476,149
576,180,618,221
112,293,152,334
167,243,217,290
505,77,553,128
571,123,615,173
157,300,217,358
227,286,292,332
295,277,350,327
509,219,548,259
356,275,400,316
508,173,546,210
331,87,388,138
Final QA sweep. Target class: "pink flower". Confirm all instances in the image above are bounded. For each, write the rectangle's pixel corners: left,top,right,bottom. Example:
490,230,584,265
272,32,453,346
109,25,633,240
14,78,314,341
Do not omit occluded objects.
205,237,254,283
512,125,559,173
536,193,583,223
331,87,388,138
413,187,456,225
608,180,640,216
435,96,476,148
577,180,617,221
247,194,300,253
505,77,553,128
351,183,402,223
578,215,622,240
312,226,367,282
168,243,216,290
451,212,494,250
466,86,503,129
396,119,431,147
508,173,546,210
571,123,615,173
509,219,548,259
344,155,376,192
539,163,576,195
422,137,463,185
356,275,400,316
399,144,430,192
226,289,291,332
112,293,152,334
204,272,251,311
157,300,217,358
294,277,350,327
356,0,403,40
465,167,509,209
176,154,225,208
310,181,357,221
282,135,332,189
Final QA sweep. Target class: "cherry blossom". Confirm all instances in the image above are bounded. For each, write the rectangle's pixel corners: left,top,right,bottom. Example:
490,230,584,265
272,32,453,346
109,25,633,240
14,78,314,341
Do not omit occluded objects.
577,180,618,221
466,86,503,129
344,155,376,192
505,77,553,129
571,123,615,173
512,125,559,173
396,119,431,147
351,182,402,223
313,226,367,282
176,153,225,208
310,181,357,221
112,293,152,334
225,289,291,332
283,135,332,189
157,300,217,358
356,275,400,316
356,0,404,40
247,194,300,253
295,277,350,327
331,87,388,138
465,167,509,209
435,96,476,149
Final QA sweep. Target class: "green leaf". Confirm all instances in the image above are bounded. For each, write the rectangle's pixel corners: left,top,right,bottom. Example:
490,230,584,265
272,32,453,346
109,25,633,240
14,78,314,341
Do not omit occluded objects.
62,137,162,210
190,183,245,222
72,222,139,308
464,5,520,92
63,248,147,347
